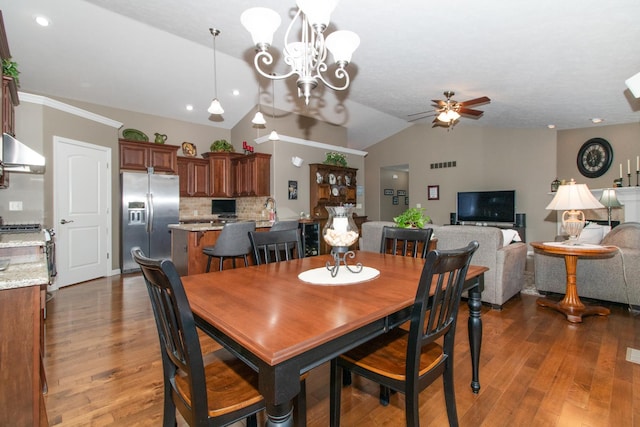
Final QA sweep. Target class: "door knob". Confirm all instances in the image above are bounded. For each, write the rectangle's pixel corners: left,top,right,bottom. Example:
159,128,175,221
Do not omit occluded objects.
60,219,74,224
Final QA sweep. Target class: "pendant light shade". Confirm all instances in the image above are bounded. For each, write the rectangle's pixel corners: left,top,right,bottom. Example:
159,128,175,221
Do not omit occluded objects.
269,78,279,141
269,130,280,141
252,111,266,125
208,28,224,115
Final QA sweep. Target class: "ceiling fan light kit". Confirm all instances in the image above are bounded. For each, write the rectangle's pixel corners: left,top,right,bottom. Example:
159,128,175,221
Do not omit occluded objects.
241,0,360,105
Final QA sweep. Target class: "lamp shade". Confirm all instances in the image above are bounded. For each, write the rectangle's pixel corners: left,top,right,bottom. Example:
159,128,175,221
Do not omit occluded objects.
325,30,360,64
625,71,640,98
251,111,266,125
207,98,224,115
241,7,281,46
545,180,603,210
599,188,623,208
296,0,339,29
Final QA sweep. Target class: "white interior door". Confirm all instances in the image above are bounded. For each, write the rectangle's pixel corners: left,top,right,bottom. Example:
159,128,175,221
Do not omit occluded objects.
53,137,111,288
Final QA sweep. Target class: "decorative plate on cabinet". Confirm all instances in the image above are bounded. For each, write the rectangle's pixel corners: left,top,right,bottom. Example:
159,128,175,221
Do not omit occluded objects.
122,128,149,142
182,141,197,157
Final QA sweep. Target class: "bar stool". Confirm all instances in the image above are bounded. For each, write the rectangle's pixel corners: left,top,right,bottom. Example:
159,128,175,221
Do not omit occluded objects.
203,221,256,272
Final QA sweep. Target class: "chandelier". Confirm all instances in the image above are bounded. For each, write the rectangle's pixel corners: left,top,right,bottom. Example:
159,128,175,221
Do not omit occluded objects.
241,0,360,105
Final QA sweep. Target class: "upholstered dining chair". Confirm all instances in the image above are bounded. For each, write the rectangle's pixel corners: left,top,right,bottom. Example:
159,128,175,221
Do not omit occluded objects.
203,221,256,272
380,226,433,259
249,228,304,265
330,241,479,427
131,247,307,427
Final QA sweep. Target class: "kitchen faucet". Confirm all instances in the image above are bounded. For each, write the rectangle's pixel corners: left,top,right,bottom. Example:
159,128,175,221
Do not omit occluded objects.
265,197,277,221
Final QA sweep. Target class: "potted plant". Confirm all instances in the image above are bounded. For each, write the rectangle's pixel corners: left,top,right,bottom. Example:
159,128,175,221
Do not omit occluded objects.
2,58,20,87
393,207,430,229
209,139,235,152
323,151,347,167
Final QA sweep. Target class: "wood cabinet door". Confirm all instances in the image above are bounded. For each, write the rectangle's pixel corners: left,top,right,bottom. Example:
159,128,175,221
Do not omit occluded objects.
192,159,210,197
149,145,178,173
208,155,235,197
177,158,190,196
119,142,149,171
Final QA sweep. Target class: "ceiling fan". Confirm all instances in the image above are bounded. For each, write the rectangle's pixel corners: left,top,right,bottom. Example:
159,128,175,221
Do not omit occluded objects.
408,91,491,128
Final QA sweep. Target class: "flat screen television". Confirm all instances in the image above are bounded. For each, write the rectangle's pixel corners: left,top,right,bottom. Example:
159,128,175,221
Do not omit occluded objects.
456,190,516,224
211,199,236,216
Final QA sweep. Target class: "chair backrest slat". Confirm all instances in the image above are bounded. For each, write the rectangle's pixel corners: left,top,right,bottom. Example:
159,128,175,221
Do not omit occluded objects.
249,228,304,265
379,226,433,259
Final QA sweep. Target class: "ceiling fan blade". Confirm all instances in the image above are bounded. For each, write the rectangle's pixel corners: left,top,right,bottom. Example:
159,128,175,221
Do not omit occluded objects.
408,110,432,117
459,96,490,107
458,107,484,117
408,113,436,122
431,100,447,107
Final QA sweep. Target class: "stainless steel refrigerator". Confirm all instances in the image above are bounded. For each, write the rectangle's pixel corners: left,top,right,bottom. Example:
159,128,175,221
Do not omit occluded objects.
121,171,179,273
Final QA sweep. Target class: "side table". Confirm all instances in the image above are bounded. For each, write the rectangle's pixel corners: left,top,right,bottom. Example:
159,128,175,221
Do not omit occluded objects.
530,241,617,323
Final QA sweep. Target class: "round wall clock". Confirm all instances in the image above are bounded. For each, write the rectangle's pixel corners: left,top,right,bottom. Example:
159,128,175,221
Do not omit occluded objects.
577,137,613,178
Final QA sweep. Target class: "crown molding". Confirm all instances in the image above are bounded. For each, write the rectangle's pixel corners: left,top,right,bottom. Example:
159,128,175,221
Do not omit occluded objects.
253,134,367,157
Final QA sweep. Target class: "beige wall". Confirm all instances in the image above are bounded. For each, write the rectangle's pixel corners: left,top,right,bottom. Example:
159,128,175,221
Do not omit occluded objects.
365,124,557,243
380,168,409,221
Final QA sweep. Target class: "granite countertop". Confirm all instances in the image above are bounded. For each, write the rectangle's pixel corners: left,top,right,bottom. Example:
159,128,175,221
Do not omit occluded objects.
0,260,48,290
169,219,275,232
0,232,45,248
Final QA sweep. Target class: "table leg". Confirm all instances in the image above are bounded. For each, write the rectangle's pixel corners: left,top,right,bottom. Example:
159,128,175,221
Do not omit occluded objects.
260,365,297,427
467,278,483,394
536,254,610,323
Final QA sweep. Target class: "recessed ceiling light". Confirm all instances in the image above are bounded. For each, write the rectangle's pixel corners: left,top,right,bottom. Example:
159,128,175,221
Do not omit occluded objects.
591,118,604,124
34,15,50,27
232,89,240,96
547,124,556,129
185,104,194,111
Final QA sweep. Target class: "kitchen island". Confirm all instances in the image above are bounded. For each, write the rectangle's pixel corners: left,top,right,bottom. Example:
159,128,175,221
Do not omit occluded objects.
0,232,49,426
169,219,274,276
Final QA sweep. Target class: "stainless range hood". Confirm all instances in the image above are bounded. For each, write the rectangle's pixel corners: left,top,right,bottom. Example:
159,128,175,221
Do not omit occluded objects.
1,133,45,174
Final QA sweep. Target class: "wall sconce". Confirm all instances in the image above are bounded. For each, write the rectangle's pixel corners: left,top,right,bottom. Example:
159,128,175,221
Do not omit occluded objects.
291,156,304,167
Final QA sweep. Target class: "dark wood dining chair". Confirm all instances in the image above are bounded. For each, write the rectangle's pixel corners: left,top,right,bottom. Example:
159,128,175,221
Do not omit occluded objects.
330,241,479,427
249,228,304,265
131,247,307,427
380,225,433,258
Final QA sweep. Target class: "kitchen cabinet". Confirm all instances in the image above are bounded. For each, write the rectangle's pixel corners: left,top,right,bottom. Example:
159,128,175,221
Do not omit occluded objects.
309,163,364,254
177,156,210,197
2,75,17,136
202,152,243,197
119,139,179,174
232,153,271,197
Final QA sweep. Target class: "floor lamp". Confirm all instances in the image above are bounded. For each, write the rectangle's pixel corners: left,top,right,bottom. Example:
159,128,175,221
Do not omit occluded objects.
599,188,623,227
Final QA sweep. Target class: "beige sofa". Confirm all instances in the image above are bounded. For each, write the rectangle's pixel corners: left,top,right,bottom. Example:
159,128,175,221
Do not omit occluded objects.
534,222,640,309
360,222,527,309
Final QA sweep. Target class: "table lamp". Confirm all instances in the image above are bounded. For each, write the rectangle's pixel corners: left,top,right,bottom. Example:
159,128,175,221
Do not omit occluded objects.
545,179,603,244
598,188,623,227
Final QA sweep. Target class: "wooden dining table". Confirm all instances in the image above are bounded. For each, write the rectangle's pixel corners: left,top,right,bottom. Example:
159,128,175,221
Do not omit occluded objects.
182,251,488,427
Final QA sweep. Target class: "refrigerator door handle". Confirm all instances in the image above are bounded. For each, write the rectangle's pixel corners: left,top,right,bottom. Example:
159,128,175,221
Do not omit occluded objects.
147,193,154,233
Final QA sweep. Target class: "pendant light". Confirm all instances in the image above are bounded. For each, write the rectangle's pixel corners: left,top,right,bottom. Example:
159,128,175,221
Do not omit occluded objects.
251,80,267,125
269,77,279,141
207,28,224,115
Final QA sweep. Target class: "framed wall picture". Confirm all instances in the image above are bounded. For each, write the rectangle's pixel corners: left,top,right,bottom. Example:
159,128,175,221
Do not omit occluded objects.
392,196,399,205
405,196,409,205
428,185,439,200
384,188,394,196
397,189,406,196
288,180,298,200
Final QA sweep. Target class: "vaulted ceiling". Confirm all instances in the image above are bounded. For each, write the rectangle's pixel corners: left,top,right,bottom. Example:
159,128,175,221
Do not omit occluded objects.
2,0,639,150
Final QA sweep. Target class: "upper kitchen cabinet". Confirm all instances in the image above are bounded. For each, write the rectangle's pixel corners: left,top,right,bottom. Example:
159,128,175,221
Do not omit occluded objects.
232,153,271,197
119,139,179,174
202,152,243,197
177,156,210,197
0,12,19,189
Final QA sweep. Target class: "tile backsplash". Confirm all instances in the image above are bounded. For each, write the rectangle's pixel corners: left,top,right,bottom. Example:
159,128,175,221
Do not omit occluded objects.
179,197,272,220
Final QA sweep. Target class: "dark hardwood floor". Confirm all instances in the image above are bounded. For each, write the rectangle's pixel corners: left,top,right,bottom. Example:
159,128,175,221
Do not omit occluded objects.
43,273,640,426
